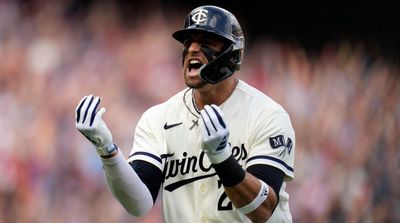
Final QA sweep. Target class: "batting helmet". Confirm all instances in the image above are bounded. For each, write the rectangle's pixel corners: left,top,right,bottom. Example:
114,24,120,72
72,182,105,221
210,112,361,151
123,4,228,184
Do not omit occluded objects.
172,5,244,84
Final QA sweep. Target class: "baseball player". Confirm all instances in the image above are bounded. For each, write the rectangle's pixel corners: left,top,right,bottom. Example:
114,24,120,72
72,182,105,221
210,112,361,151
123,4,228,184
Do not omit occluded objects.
75,5,295,223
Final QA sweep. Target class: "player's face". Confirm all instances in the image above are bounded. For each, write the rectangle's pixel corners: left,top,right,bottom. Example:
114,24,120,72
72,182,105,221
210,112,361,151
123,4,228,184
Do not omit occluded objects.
182,32,225,89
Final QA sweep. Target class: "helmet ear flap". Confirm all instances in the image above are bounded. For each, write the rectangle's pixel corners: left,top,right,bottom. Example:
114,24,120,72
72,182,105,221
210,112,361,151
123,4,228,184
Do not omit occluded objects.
232,48,243,71
199,45,241,84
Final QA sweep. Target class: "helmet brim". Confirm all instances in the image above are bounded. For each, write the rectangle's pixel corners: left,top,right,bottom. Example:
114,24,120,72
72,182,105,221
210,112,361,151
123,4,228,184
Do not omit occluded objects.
172,28,233,44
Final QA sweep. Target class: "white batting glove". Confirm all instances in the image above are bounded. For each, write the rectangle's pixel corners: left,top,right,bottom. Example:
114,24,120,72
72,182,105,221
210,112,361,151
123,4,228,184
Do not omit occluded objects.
75,95,116,157
200,104,232,164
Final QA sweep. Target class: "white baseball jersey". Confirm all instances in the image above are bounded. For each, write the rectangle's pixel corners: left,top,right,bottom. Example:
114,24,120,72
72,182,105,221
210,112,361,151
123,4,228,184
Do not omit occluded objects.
128,80,295,223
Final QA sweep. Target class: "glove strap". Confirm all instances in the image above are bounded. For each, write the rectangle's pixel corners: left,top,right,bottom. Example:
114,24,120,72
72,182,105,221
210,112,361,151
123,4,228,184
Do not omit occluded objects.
96,143,118,158
206,144,231,164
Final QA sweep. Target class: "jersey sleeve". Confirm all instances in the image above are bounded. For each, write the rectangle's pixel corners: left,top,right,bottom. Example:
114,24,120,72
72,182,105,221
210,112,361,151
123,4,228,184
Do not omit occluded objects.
127,108,164,171
245,111,296,181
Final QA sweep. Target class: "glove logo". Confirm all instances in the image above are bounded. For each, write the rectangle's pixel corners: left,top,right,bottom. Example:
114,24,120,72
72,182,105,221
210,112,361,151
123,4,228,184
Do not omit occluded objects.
216,136,228,151
192,9,208,24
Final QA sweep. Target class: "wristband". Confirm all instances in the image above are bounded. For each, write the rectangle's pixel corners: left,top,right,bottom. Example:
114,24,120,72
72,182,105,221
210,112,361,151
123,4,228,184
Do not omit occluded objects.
98,143,118,158
212,155,245,187
237,179,269,214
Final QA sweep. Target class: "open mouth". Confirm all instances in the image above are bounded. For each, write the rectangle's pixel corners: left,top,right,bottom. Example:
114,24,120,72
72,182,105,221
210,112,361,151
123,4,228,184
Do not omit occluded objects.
188,59,203,73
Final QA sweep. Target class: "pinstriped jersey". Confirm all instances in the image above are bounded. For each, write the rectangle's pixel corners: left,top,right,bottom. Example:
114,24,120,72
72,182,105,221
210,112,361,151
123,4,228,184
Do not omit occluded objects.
128,80,295,223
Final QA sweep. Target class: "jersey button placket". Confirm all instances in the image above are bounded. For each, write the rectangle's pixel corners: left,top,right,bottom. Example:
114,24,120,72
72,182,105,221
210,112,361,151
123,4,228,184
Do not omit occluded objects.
200,184,206,193
201,215,208,223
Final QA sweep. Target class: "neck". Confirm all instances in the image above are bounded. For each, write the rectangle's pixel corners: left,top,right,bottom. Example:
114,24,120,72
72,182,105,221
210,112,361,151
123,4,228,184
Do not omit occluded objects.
193,77,239,110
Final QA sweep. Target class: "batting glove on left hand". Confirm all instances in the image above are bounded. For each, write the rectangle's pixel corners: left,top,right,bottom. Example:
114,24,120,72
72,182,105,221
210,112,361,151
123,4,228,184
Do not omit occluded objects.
200,104,232,164
75,95,116,157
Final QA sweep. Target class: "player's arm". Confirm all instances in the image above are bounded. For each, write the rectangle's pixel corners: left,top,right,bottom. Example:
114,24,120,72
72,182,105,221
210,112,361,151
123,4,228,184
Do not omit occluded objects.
223,164,284,222
200,105,283,222
75,95,158,216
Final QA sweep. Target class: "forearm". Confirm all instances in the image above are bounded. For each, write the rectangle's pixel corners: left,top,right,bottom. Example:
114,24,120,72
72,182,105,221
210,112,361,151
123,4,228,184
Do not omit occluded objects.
212,156,277,222
101,150,153,216
225,172,277,223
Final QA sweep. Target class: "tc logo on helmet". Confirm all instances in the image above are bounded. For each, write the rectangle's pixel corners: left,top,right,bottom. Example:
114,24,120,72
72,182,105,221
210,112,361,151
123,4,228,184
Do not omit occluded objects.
192,9,208,24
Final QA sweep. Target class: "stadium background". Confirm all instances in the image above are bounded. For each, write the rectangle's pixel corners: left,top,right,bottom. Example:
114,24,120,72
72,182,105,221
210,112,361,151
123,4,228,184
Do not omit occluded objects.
0,0,399,222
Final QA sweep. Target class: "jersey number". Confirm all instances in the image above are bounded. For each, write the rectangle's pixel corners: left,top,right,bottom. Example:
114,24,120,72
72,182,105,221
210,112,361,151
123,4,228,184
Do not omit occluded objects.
217,143,247,211
217,181,233,210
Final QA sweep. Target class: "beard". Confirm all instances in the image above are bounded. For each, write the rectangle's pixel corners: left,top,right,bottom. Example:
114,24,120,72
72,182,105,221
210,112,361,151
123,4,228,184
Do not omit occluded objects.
184,73,208,89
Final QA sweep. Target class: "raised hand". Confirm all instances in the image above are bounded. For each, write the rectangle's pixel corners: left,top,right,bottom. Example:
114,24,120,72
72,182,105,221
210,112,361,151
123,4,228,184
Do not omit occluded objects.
200,104,232,164
75,95,116,156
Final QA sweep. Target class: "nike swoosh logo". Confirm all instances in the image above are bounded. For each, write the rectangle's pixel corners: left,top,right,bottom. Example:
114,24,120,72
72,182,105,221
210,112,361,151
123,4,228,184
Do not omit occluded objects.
164,172,217,192
164,122,183,130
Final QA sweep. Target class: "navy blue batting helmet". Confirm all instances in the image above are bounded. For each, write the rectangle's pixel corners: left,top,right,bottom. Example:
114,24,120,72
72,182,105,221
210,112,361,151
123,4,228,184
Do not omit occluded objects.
172,5,244,84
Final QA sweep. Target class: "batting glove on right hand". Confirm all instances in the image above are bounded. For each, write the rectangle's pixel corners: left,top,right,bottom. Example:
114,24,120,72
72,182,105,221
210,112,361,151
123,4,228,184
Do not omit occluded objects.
200,104,232,164
75,95,116,157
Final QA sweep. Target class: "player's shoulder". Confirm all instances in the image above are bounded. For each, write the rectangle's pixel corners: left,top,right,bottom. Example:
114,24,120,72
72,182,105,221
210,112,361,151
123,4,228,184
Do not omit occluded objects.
142,88,187,116
236,80,287,115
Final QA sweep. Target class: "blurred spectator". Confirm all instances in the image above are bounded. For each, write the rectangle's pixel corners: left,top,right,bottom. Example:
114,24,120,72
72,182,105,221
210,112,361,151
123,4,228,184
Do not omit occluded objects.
0,1,399,222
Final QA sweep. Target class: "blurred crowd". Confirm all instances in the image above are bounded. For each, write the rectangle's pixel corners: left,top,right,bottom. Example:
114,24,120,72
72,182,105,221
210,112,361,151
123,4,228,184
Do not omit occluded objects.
0,1,399,223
